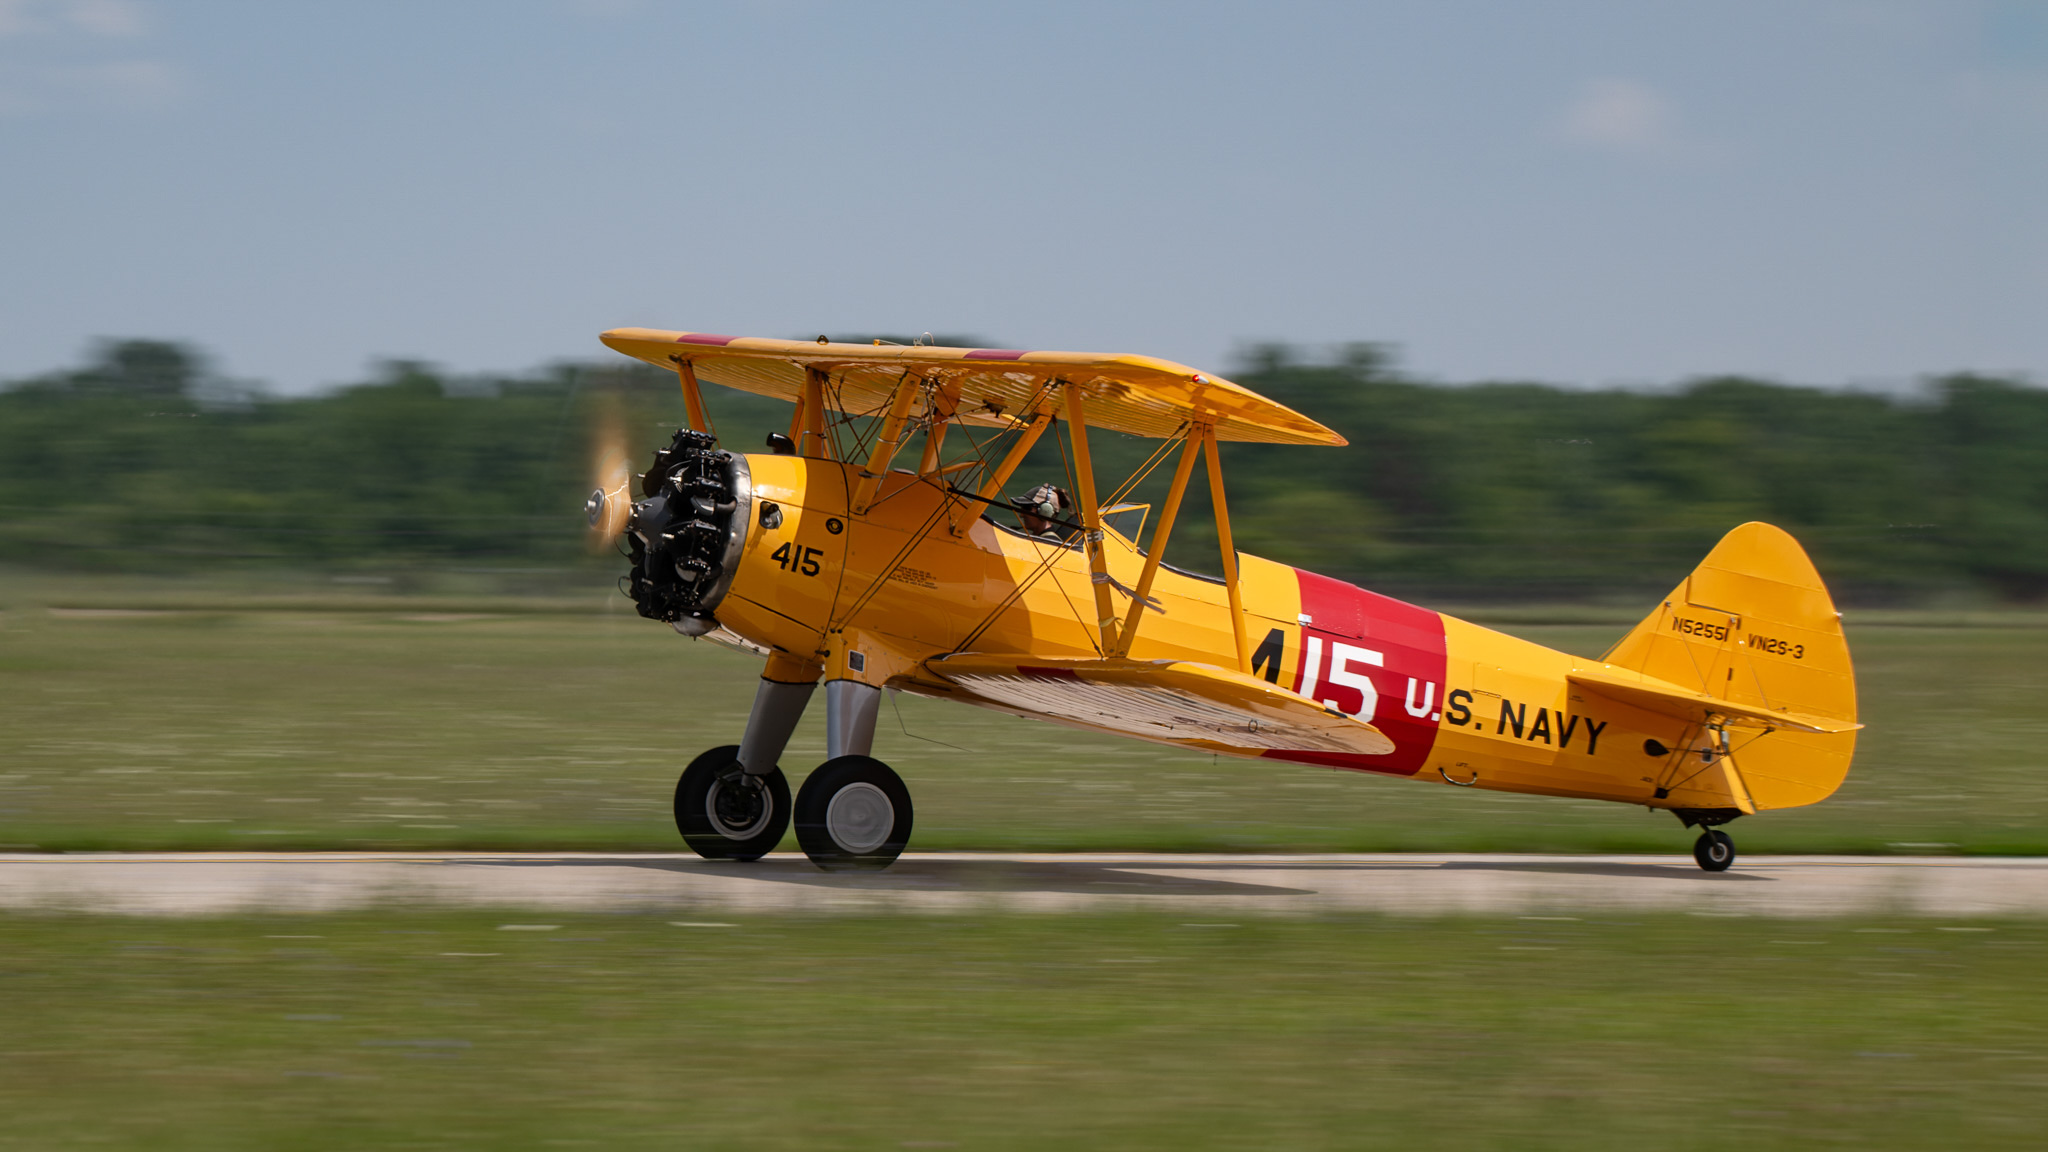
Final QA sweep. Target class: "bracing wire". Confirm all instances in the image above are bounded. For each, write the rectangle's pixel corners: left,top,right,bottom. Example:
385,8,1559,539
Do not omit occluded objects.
955,412,1105,657
834,486,964,626
838,375,1098,653
830,386,1017,628
889,689,974,753
1103,422,1192,510
1653,721,1776,797
857,373,940,514
956,523,1095,655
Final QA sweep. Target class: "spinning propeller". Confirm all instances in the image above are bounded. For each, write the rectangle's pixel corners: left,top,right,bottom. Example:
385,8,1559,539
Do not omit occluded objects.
582,399,633,549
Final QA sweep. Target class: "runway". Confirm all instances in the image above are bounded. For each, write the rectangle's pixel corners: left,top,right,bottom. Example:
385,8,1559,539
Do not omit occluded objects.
2,851,2045,917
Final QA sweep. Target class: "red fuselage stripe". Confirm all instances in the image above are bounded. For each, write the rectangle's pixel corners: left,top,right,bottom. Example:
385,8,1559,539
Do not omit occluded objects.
1264,568,1448,776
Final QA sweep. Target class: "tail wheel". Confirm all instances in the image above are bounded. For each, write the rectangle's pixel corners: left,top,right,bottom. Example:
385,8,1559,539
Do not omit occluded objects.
674,744,789,862
794,756,914,871
1693,829,1736,872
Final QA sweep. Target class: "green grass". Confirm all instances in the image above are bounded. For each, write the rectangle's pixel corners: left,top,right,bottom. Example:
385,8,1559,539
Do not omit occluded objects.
0,910,2041,1150
1,600,2045,854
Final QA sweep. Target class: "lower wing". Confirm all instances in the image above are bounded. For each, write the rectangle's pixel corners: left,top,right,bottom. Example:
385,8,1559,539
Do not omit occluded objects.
927,654,1395,757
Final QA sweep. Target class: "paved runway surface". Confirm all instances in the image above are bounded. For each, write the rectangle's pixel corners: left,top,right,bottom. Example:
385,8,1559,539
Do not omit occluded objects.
3,852,2045,917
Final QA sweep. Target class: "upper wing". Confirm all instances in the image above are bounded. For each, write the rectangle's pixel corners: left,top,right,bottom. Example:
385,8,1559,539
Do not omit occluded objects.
1568,667,1863,735
927,654,1394,756
599,328,1345,446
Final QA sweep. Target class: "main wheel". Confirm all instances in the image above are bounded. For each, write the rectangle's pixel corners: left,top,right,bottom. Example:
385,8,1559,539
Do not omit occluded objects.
674,745,790,862
1693,829,1736,872
794,755,914,871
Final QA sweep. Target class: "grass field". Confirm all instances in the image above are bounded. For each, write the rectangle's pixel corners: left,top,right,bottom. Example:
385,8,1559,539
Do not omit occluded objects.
6,587,2045,1150
0,910,2041,1150
2,591,2045,855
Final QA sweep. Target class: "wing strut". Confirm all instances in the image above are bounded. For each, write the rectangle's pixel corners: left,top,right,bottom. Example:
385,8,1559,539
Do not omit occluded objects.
798,368,831,459
1065,383,1122,654
850,375,922,514
671,358,712,434
952,407,1054,536
1109,425,1202,657
916,380,962,476
1204,424,1252,674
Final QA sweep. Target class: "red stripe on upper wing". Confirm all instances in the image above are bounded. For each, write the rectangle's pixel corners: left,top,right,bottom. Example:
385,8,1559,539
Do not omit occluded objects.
1264,568,1448,776
963,349,1029,360
675,333,739,346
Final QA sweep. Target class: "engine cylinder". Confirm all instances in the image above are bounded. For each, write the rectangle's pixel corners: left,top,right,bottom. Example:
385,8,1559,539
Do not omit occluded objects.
622,428,751,628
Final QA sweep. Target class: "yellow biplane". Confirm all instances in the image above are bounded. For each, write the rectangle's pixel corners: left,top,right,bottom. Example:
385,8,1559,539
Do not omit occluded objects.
588,329,1861,871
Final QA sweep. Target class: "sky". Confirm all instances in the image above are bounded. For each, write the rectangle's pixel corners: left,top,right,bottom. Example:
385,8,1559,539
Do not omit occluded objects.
2,0,2045,393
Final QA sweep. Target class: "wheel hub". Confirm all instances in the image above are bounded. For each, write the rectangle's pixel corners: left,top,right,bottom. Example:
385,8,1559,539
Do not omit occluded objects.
705,770,774,840
825,782,894,854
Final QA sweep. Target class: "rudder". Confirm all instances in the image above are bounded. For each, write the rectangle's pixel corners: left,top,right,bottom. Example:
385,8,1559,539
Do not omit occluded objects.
1603,522,1857,811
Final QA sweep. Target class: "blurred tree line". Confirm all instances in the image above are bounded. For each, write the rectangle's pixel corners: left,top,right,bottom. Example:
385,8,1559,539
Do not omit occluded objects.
2,339,2044,603
1145,345,2048,604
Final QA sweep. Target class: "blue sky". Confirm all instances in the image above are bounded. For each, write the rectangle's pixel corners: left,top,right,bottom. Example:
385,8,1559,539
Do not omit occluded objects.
2,0,2044,392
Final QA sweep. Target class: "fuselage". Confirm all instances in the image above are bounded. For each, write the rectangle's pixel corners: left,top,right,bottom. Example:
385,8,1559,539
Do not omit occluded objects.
712,454,1703,811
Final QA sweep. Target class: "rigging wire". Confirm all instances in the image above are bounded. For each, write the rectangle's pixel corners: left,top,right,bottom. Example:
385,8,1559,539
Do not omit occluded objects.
829,387,1020,627
1653,720,1776,797
834,375,1090,651
859,373,940,514
832,482,964,626
955,413,1106,657
956,520,1094,655
1103,422,1190,510
889,688,974,753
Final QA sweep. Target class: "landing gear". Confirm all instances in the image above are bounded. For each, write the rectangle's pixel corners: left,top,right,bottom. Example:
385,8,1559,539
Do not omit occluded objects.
674,745,790,861
680,670,915,870
1693,829,1736,872
794,756,914,870
1673,808,1741,872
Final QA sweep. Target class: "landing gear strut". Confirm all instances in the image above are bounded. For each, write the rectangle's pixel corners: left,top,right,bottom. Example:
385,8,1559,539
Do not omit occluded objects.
674,674,813,863
793,680,912,869
1693,829,1736,872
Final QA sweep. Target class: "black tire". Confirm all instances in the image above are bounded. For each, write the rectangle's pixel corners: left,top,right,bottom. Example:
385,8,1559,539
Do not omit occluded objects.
1693,829,1736,872
674,744,790,862
794,755,914,871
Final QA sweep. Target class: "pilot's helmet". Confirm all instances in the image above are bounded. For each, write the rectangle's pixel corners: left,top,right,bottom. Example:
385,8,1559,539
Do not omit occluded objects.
1015,483,1070,521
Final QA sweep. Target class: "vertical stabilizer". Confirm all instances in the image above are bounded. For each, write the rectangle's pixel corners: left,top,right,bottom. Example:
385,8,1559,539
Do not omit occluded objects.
1603,523,1857,811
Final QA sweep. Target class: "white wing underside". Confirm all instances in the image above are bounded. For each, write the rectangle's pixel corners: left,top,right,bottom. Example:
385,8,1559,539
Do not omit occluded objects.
931,658,1396,757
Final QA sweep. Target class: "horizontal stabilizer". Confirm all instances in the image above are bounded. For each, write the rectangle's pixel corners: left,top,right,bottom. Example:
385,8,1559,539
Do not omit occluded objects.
928,654,1396,756
1568,667,1863,735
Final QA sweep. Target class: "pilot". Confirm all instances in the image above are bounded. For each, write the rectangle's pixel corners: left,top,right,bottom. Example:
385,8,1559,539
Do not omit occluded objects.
1012,484,1072,537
